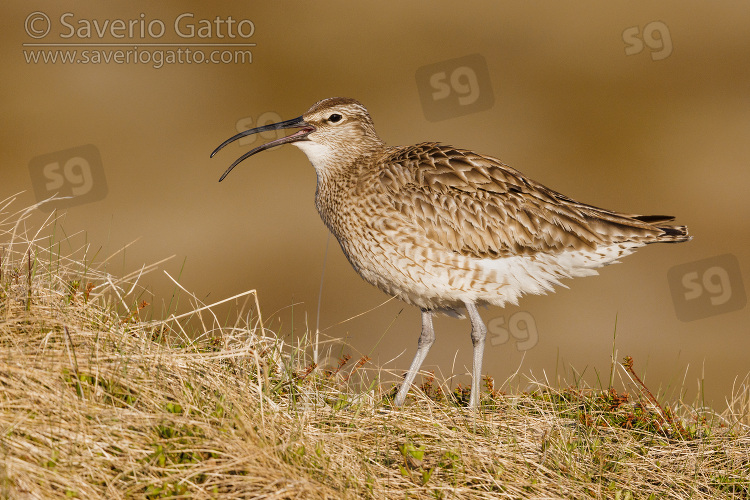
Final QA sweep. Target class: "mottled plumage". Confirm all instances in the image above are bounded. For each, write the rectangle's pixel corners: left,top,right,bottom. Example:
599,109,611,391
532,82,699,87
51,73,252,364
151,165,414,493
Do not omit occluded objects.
211,97,690,407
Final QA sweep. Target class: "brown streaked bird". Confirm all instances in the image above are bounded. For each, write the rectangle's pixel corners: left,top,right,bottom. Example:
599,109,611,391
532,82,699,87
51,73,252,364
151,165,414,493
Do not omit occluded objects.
211,97,690,408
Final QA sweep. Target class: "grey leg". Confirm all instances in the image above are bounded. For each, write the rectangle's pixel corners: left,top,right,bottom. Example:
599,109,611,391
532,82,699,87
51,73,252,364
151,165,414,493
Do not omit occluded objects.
394,310,435,406
465,302,487,408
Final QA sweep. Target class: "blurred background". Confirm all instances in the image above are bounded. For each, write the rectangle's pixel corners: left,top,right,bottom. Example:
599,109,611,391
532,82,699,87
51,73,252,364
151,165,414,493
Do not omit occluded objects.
3,1,748,406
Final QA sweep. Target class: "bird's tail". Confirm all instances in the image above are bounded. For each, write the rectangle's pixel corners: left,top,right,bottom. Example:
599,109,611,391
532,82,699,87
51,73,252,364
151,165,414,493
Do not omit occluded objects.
633,215,691,243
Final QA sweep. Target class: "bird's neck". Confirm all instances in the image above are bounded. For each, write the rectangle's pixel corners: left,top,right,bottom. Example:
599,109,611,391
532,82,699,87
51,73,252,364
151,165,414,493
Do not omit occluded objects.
313,160,359,237
295,138,387,236
293,135,385,173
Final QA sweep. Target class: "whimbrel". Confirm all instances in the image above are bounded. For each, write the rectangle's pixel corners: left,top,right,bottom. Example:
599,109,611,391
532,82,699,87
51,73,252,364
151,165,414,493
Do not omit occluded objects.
211,97,690,407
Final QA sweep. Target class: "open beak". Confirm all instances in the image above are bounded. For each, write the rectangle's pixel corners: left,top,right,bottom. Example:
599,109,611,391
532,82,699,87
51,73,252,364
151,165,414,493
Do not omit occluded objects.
210,116,315,182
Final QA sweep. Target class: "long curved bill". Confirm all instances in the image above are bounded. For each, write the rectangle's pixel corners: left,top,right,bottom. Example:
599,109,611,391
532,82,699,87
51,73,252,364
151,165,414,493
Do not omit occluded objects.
210,116,314,182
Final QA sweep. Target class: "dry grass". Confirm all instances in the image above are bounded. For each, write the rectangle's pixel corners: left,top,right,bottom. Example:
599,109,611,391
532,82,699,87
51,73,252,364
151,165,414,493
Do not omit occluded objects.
1,197,749,499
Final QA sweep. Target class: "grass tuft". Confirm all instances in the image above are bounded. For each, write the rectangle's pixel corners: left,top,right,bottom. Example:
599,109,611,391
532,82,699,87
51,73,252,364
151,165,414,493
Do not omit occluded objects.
1,197,749,498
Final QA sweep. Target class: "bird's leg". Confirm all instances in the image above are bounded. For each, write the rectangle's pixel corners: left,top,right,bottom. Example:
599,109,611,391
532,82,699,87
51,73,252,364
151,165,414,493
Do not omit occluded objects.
394,309,435,406
465,302,487,408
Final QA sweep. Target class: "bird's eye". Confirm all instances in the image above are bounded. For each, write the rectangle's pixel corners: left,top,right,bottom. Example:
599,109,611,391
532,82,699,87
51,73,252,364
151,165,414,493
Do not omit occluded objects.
328,113,343,123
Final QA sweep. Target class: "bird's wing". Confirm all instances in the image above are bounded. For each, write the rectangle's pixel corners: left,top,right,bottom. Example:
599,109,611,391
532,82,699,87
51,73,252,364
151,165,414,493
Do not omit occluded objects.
373,143,667,259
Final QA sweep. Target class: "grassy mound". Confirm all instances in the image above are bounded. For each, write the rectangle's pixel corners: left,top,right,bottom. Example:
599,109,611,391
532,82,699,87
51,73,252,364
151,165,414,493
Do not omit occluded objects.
1,198,749,499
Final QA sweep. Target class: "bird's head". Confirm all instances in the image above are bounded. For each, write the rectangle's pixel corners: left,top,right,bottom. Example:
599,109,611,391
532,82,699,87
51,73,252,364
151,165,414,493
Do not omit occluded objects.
211,97,384,181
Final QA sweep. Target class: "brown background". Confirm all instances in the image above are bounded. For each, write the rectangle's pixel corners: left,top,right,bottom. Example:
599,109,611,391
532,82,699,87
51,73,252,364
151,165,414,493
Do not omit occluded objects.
3,1,749,406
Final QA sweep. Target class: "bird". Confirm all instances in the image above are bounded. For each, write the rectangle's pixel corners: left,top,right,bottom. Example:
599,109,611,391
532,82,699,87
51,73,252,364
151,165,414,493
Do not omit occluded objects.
211,97,690,408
